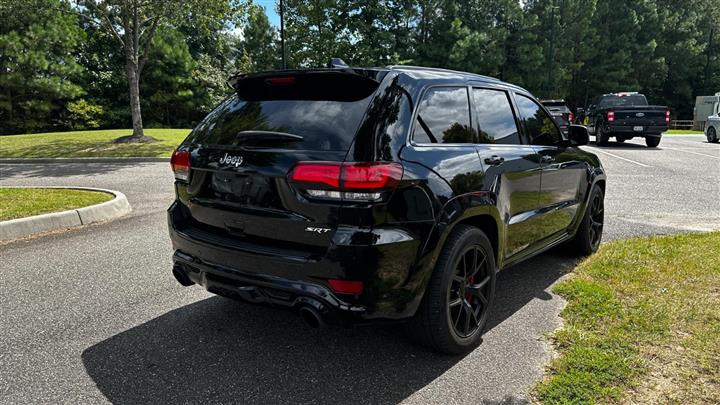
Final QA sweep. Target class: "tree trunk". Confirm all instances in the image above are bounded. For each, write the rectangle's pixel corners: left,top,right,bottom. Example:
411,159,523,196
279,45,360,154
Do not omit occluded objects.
126,58,144,138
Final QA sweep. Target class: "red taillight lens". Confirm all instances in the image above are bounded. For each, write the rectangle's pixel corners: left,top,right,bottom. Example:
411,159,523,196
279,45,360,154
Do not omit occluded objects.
170,149,190,181
568,112,574,123
607,111,615,122
328,279,364,295
289,162,403,201
342,163,403,190
266,76,295,85
290,162,341,188
665,110,670,123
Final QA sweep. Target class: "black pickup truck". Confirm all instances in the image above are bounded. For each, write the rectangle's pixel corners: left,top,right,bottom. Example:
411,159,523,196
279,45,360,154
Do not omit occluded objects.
581,92,669,147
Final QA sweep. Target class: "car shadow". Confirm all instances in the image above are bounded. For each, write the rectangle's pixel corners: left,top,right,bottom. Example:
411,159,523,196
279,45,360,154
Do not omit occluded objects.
81,253,577,404
589,140,661,150
0,162,161,179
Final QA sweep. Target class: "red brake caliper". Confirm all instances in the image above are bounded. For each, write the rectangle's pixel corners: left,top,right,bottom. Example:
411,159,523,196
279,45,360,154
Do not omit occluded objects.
465,276,474,301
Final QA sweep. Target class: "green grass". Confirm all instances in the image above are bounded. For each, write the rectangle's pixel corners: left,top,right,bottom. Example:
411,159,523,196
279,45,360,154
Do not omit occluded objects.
0,188,113,221
0,128,190,158
536,232,720,404
663,129,704,135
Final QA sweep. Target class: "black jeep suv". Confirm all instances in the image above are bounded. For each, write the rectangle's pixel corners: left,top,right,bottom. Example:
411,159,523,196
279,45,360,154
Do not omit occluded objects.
168,65,606,354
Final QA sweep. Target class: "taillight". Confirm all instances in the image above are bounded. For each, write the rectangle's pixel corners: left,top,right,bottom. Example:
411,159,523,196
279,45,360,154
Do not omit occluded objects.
266,76,295,85
568,112,574,123
665,110,670,123
607,111,615,122
328,279,364,295
170,149,190,181
289,162,403,202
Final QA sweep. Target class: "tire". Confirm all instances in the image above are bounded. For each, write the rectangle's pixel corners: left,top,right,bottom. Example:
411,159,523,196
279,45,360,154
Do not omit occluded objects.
566,185,604,256
407,225,497,354
616,137,626,143
596,124,609,146
645,136,661,147
708,127,718,143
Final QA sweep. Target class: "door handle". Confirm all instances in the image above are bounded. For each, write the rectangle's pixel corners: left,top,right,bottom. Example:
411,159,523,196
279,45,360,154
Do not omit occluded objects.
484,155,505,166
541,155,555,163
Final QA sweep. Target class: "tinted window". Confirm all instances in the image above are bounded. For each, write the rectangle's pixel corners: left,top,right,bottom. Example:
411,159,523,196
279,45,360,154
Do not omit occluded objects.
599,94,648,108
413,87,474,144
185,94,372,151
516,94,563,146
472,88,521,144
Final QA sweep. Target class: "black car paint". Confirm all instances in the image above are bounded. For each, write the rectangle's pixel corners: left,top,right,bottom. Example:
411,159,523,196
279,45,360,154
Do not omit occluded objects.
168,66,606,324
585,93,668,140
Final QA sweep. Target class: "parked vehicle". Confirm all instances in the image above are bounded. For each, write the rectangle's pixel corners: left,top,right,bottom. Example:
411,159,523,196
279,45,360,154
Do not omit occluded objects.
705,102,720,143
541,99,574,135
167,64,606,354
584,92,669,147
694,93,720,131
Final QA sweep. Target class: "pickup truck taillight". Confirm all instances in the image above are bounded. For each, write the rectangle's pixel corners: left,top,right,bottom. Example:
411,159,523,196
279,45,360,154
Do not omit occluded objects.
170,149,190,181
289,162,403,202
607,111,615,122
665,110,670,123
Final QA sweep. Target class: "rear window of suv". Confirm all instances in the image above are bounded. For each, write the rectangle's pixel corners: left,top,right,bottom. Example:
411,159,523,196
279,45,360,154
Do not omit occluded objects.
185,72,380,151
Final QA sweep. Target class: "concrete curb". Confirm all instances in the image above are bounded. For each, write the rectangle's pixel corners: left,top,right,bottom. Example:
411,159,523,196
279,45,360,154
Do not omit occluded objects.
0,157,169,164
0,186,132,241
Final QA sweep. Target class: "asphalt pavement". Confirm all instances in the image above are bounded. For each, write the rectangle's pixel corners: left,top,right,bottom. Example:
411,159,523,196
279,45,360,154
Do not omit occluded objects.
1,135,718,404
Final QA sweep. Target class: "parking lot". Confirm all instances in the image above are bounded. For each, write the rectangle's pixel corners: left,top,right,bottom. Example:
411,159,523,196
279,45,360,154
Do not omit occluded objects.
0,134,718,404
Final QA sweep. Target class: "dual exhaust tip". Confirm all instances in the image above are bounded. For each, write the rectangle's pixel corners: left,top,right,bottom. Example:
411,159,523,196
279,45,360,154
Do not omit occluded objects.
172,265,326,329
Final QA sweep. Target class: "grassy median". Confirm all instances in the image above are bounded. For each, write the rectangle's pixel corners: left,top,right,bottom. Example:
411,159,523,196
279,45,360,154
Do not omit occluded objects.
0,188,113,221
663,129,704,135
536,232,720,404
0,129,190,158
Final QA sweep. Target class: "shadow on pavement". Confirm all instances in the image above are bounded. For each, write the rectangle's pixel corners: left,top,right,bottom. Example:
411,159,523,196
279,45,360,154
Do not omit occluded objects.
0,162,158,178
82,253,576,404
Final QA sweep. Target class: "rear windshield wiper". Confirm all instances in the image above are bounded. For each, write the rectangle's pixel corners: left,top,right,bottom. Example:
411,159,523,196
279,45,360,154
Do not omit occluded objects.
235,130,304,143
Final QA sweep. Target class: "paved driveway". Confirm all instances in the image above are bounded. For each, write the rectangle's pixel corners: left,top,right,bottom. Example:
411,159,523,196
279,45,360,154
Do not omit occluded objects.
0,135,718,404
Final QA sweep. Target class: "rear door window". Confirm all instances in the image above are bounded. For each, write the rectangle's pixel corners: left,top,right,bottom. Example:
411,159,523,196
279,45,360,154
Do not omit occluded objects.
413,87,474,144
472,88,521,144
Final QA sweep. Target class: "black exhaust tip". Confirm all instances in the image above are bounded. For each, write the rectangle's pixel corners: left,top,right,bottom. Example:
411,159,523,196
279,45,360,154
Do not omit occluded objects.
172,265,194,287
299,306,324,329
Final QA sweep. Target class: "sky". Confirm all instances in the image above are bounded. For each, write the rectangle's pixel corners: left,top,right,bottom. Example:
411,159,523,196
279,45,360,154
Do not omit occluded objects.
253,1,281,27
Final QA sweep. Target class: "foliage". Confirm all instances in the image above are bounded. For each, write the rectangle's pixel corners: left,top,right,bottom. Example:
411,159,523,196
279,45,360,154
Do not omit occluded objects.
0,0,718,135
535,232,720,403
0,188,113,221
0,0,86,134
0,128,190,158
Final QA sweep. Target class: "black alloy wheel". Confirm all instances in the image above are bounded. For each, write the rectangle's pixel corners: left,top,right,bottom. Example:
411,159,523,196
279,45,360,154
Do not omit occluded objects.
587,188,604,251
407,225,496,354
447,245,492,338
567,185,604,256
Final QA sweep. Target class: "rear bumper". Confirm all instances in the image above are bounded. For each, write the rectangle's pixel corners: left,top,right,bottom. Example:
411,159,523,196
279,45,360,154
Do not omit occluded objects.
167,201,424,324
605,125,667,136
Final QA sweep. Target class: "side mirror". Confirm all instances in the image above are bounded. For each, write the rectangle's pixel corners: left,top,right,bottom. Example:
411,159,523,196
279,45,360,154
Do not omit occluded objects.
567,125,589,146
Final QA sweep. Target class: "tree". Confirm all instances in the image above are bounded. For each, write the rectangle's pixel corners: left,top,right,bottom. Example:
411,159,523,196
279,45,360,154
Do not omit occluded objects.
73,0,242,141
241,5,278,72
0,0,86,134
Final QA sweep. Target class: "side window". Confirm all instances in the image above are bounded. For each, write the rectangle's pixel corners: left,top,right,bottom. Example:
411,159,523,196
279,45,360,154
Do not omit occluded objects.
413,86,475,144
515,94,563,146
472,88,521,144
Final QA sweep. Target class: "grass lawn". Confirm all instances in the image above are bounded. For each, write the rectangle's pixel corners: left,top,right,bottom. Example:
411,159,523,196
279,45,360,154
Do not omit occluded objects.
0,188,113,221
0,128,190,158
664,129,704,135
536,232,720,404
